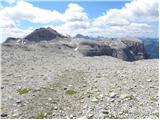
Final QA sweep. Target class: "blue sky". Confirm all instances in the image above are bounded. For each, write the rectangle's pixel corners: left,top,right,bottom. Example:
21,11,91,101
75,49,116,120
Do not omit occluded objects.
30,1,127,18
0,0,159,42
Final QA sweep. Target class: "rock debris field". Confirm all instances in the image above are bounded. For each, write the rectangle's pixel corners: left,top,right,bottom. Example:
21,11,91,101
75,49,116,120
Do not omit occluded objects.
1,43,159,119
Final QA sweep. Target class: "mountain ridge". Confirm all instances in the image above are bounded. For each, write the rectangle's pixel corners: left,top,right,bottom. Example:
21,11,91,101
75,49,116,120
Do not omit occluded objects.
3,27,159,61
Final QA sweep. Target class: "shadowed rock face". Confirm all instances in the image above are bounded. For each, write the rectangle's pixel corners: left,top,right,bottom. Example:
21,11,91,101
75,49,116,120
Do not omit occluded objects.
4,37,18,43
78,42,113,56
78,38,146,61
24,27,65,42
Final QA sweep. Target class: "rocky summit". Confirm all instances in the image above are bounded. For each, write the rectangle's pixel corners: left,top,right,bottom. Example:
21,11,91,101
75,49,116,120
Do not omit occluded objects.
24,27,65,42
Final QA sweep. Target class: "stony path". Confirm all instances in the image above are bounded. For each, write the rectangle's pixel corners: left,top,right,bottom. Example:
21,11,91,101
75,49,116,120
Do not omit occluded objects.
1,44,159,119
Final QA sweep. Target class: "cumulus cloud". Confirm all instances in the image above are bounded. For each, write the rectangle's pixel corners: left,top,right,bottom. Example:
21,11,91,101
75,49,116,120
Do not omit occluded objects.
93,0,158,27
63,3,88,22
59,3,90,35
0,1,89,25
1,27,33,41
107,23,153,37
92,0,158,38
0,17,16,28
0,1,62,24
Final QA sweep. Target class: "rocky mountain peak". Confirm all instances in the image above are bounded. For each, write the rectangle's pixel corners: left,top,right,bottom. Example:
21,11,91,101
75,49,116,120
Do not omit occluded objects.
24,27,65,42
75,34,90,39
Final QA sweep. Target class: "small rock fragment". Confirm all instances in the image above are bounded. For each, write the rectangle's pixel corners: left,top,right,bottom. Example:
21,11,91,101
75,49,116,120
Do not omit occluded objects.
118,111,123,115
110,98,115,102
68,85,73,87
87,114,93,119
83,104,88,109
50,87,54,90
33,88,40,92
16,100,22,104
102,110,109,114
48,98,52,101
94,80,98,83
119,94,129,99
80,100,84,103
87,95,91,98
52,113,55,116
1,113,8,117
99,94,103,98
1,86,4,89
110,92,116,98
12,113,20,117
91,97,99,102
99,94,104,101
54,106,58,110
146,79,152,82
64,87,67,90
70,114,73,119
139,85,144,88
44,113,47,117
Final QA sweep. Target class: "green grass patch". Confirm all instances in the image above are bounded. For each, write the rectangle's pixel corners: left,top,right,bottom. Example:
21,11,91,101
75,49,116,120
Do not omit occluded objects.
154,112,159,118
34,112,45,119
46,112,52,116
34,112,53,119
65,90,77,95
122,109,128,114
17,88,32,95
150,97,158,101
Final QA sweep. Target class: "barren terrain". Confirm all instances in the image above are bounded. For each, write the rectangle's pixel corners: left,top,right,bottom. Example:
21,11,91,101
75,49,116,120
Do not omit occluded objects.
1,42,159,119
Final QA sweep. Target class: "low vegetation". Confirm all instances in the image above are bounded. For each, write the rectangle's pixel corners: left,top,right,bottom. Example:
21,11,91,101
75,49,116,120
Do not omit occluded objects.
34,112,45,119
34,112,53,119
16,88,32,95
65,90,77,95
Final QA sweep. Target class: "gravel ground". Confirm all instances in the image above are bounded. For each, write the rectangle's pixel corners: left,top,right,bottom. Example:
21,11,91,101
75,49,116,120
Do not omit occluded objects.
1,43,159,119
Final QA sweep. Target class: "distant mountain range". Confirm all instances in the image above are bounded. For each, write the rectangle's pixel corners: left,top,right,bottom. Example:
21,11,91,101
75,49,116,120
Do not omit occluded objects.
139,38,159,59
3,27,159,61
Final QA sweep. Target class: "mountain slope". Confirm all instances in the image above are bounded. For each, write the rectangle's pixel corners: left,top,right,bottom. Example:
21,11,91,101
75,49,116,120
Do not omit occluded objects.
24,27,65,42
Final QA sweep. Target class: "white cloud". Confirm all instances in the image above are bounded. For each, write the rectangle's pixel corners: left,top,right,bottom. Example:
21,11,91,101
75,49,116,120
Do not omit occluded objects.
107,23,153,37
57,3,90,36
93,0,158,27
92,0,158,38
0,17,16,28
124,0,158,21
1,27,33,41
0,1,89,25
63,3,88,22
0,1,62,24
